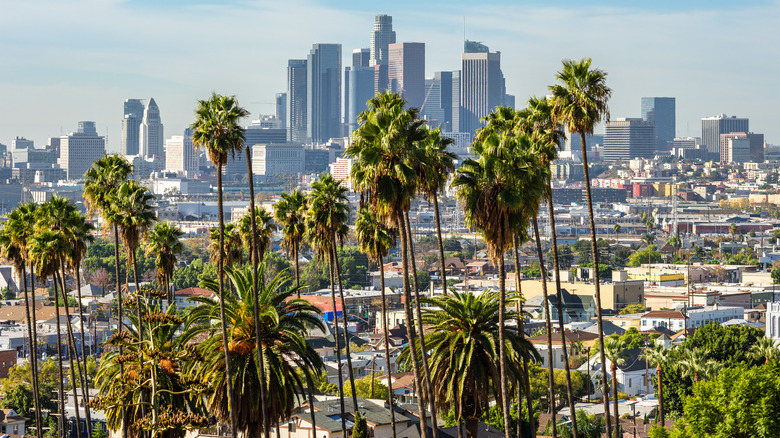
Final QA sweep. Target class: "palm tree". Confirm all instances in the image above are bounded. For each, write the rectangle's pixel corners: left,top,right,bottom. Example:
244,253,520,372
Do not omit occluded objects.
305,173,357,435
677,348,721,383
274,190,307,291
417,127,456,293
549,57,613,437
453,125,545,436
355,206,399,438
209,223,243,269
401,291,539,438
748,337,780,364
191,92,248,438
642,344,672,426
146,221,184,305
188,267,324,437
603,337,628,438
238,206,276,268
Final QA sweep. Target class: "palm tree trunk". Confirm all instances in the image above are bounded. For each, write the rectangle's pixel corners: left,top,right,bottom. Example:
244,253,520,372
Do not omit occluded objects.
57,266,84,438
112,225,127,438
74,265,93,438
513,236,534,438
216,164,238,438
546,192,578,437
532,218,556,438
579,133,611,438
327,248,348,438
433,194,447,295
612,363,619,438
52,272,67,438
245,138,272,438
404,214,439,437
397,215,429,438
378,253,397,438
657,365,664,427
22,268,44,438
497,232,512,436
294,243,300,296
332,242,358,413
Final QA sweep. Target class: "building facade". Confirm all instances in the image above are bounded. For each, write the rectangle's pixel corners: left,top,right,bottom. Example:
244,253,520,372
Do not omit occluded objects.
719,132,764,163
59,121,106,180
641,97,676,151
164,128,199,176
460,48,504,138
286,59,308,143
388,42,425,110
121,98,144,155
603,118,655,161
307,43,342,143
139,98,164,159
369,14,395,67
701,114,749,156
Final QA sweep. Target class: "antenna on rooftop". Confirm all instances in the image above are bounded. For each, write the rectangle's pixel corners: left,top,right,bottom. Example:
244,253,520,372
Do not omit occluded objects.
463,17,466,48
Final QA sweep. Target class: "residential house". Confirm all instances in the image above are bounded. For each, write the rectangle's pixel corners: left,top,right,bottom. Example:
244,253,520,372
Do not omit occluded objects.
0,409,26,435
582,348,656,397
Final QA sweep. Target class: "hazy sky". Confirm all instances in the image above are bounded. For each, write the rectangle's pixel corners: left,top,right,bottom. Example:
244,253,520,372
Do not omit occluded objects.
1,0,778,150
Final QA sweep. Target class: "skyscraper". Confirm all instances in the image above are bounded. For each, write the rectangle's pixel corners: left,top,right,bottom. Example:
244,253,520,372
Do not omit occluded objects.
164,128,199,176
345,48,372,133
140,98,164,158
275,93,287,130
460,43,504,137
348,66,376,133
701,114,749,156
287,59,307,143
719,132,764,163
307,43,342,143
641,97,676,151
59,121,106,180
369,14,395,67
121,98,144,155
388,42,425,110
421,71,455,131
353,48,370,68
603,118,655,161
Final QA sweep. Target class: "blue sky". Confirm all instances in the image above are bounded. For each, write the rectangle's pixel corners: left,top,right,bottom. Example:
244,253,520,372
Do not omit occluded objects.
1,0,778,150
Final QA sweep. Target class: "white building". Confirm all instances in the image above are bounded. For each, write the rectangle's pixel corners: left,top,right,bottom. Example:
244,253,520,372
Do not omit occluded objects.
164,129,199,176
59,121,106,181
252,143,304,180
328,157,355,189
140,97,164,159
640,305,743,332
768,301,780,341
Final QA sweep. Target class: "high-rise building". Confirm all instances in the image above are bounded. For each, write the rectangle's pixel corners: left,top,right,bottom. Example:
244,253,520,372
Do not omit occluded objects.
287,59,308,143
388,42,425,110
345,48,374,134
140,98,164,159
719,132,764,163
451,71,461,132
460,45,504,137
464,40,489,53
353,48,370,68
121,99,145,155
164,128,199,176
307,43,342,143
421,71,455,131
369,14,395,67
275,93,287,131
701,114,749,156
641,97,676,151
59,121,106,180
348,67,376,134
11,137,34,150
602,118,655,161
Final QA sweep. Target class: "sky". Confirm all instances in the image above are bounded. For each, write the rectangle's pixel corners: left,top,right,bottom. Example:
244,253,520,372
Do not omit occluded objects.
1,0,779,151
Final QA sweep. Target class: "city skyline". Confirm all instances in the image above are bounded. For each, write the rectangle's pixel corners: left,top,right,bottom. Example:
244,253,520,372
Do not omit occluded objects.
1,1,778,148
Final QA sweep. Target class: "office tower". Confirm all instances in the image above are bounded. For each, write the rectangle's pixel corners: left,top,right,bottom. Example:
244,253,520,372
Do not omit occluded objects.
451,71,460,132
275,93,287,130
719,132,764,163
121,99,144,155
165,128,199,175
140,98,164,158
421,71,455,130
464,40,489,53
287,59,308,143
353,48,370,68
602,118,655,161
11,137,34,150
59,121,106,180
307,43,342,143
369,14,395,67
701,114,749,156
641,97,676,151
348,67,376,133
388,42,425,110
460,45,504,137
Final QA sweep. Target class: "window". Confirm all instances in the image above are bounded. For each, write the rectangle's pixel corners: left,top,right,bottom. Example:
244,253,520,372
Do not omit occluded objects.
628,378,632,388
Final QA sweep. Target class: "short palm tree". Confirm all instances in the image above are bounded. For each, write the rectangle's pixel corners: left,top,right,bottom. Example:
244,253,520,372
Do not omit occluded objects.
191,92,249,438
354,206,398,438
550,58,612,437
748,337,780,364
188,267,324,437
209,223,243,268
273,190,307,290
239,206,276,267
604,337,628,438
401,291,538,438
642,344,672,426
146,221,184,305
677,348,721,383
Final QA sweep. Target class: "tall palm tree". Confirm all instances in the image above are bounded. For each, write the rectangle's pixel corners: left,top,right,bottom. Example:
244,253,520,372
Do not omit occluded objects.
147,221,184,305
512,234,535,437
273,190,307,291
191,92,248,438
400,291,539,438
305,174,357,436
748,337,780,364
347,91,436,438
238,206,276,268
642,344,672,426
83,154,133,437
417,127,456,294
517,95,579,434
188,267,323,437
603,337,628,438
549,57,613,437
354,206,399,438
209,223,243,269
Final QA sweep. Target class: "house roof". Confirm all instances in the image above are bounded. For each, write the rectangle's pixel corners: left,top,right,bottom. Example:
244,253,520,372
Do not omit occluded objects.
642,310,686,319
174,287,214,298
528,330,599,345
296,397,411,432
0,409,27,423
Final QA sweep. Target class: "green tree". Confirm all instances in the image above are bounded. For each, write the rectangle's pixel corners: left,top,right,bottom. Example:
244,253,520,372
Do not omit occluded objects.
274,190,307,290
352,411,368,438
0,359,59,435
238,206,276,270
208,223,243,269
619,304,646,315
604,337,628,437
643,344,672,426
343,375,390,402
628,247,662,267
747,337,780,365
146,221,184,305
